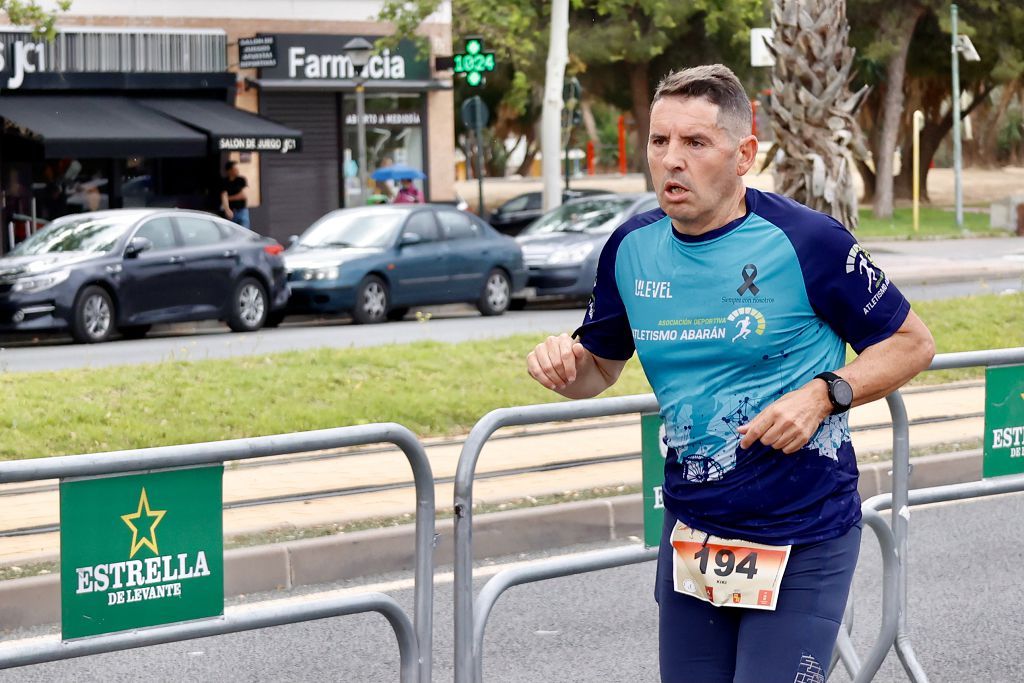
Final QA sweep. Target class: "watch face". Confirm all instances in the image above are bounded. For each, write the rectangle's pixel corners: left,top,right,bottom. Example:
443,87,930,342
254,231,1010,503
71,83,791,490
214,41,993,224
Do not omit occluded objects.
832,379,854,408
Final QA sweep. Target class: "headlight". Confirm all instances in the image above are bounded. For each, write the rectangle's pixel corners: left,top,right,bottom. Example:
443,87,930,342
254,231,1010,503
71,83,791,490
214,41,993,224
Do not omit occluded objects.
546,243,594,266
300,266,340,281
11,269,70,293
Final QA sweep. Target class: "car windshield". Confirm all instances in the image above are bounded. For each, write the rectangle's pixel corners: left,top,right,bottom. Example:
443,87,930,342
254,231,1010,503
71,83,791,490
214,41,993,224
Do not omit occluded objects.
9,214,136,256
521,197,632,235
298,209,406,248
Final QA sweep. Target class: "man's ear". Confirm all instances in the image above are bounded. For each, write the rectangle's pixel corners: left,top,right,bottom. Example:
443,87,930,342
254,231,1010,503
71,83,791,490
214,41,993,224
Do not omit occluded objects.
736,135,759,176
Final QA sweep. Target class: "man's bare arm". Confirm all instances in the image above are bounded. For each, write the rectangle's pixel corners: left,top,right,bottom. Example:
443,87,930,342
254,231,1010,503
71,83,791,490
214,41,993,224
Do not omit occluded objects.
738,310,935,454
526,333,627,399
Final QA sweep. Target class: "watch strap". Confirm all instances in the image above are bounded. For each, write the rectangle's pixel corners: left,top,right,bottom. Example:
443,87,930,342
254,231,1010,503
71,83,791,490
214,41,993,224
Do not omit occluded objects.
814,371,851,415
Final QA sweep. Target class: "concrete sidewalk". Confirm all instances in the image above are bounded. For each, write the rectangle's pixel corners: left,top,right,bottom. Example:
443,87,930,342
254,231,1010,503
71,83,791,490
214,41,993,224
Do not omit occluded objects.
864,237,1024,286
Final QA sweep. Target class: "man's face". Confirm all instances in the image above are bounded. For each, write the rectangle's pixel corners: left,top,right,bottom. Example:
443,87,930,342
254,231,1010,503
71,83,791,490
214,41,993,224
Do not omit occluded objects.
647,96,750,229
227,165,238,179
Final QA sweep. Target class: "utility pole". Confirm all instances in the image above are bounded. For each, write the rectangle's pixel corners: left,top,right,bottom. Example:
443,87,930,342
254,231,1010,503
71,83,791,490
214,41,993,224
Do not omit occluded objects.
541,0,569,212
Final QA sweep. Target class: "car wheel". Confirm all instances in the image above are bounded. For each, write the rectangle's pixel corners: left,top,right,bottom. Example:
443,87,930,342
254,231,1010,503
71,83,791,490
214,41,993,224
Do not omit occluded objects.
478,269,511,316
228,277,268,332
386,306,410,322
264,311,286,328
352,275,389,324
71,286,114,343
119,324,151,340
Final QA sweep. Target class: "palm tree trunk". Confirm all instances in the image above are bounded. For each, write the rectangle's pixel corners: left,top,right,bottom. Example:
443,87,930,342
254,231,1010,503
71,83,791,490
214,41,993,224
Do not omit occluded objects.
768,0,869,230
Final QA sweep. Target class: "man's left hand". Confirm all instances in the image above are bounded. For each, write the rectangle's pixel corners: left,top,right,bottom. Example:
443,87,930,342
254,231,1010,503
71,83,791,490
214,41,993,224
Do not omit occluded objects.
737,380,832,454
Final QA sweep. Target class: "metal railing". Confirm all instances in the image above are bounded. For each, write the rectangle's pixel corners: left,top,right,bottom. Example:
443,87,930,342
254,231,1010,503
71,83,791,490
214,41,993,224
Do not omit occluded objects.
0,423,435,683
844,347,1024,683
452,394,658,682
454,347,1024,683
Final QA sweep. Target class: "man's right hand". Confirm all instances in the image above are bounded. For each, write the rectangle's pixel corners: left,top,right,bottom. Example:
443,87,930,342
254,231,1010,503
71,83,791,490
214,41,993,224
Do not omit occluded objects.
526,333,591,391
224,208,234,219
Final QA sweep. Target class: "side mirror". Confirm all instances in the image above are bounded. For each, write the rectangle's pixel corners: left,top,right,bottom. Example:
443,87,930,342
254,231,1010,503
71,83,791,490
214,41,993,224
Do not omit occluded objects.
399,232,424,247
288,235,299,247
125,236,153,258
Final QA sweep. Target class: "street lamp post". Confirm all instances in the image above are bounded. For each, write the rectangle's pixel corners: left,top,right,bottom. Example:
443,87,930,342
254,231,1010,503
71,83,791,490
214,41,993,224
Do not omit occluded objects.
951,5,963,229
950,4,980,229
343,37,374,207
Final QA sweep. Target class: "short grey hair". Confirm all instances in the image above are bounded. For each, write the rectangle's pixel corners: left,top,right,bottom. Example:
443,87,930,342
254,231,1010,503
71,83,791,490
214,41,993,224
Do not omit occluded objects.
652,64,752,139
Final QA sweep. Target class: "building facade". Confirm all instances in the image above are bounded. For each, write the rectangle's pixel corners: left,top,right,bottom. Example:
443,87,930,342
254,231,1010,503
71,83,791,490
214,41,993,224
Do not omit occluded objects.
0,0,455,245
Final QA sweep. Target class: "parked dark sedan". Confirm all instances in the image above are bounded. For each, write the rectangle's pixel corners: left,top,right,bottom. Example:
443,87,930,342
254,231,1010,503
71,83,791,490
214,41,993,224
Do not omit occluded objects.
514,193,661,304
283,205,527,323
488,188,608,236
0,209,288,343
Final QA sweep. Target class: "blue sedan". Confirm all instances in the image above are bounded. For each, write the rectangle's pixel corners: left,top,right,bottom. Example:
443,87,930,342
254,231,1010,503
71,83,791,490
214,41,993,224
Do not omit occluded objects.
282,205,527,323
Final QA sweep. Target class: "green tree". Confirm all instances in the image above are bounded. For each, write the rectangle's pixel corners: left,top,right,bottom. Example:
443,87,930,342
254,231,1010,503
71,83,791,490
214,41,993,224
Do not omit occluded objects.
381,0,766,182
850,1,1024,205
3,0,72,39
571,0,767,187
379,0,550,176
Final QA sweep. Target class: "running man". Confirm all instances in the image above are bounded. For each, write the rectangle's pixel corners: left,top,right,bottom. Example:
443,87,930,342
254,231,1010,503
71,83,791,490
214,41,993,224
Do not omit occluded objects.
526,64,934,683
732,315,752,342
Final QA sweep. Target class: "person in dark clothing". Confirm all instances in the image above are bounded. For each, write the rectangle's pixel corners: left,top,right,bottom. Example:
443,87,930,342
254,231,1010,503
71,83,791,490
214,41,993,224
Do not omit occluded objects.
220,161,250,229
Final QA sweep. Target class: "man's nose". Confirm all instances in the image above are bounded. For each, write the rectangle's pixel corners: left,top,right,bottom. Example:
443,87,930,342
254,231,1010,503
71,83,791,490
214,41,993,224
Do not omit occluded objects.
661,139,687,172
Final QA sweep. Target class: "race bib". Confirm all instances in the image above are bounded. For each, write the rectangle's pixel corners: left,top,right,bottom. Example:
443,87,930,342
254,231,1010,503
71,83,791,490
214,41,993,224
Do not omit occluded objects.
671,521,791,610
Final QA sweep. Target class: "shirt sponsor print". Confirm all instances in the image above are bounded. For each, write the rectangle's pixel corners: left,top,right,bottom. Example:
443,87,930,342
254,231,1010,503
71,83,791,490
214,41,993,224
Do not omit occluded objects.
846,244,890,314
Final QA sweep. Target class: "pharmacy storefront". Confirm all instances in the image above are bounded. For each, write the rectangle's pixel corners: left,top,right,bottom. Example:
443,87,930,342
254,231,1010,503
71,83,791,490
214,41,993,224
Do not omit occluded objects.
0,27,302,252
248,33,454,238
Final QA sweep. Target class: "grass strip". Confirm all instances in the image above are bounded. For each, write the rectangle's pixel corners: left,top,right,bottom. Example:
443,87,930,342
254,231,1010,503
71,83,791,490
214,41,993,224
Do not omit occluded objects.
0,293,1019,460
855,206,1002,239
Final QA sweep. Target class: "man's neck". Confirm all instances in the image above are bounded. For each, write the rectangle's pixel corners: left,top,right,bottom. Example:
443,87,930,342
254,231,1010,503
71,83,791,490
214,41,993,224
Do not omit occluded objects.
671,185,748,238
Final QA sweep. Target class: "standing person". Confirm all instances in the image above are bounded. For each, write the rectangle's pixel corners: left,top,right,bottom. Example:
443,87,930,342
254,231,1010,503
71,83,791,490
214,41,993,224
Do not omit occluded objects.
393,178,424,204
525,64,935,683
220,161,250,229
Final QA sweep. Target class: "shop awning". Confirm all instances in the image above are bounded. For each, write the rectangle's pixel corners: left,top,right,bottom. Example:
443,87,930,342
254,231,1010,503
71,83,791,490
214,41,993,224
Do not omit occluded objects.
139,99,302,154
0,96,208,158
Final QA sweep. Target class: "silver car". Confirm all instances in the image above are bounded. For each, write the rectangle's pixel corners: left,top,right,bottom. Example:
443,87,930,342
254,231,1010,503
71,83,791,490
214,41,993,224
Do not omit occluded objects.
513,193,660,305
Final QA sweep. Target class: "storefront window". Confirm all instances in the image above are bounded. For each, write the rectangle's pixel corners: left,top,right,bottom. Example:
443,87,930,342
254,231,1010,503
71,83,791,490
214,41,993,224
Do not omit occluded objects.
342,93,426,206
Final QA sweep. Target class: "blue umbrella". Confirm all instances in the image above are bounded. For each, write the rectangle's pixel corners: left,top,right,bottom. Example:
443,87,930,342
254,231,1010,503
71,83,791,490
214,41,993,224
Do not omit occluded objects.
370,164,427,181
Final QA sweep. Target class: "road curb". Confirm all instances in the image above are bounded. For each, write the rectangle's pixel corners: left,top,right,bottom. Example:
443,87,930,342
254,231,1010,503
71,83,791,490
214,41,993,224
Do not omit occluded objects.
0,450,983,633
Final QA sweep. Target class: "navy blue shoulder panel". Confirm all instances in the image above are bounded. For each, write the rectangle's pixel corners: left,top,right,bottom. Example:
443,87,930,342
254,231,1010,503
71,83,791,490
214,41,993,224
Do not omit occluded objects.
573,206,666,360
750,190,910,353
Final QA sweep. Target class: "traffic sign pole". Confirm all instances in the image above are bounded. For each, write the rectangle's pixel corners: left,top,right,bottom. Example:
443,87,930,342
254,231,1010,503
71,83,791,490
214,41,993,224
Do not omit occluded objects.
461,96,489,217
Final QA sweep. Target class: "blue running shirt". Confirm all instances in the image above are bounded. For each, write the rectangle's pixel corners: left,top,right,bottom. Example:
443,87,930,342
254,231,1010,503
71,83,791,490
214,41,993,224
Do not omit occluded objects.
576,187,910,545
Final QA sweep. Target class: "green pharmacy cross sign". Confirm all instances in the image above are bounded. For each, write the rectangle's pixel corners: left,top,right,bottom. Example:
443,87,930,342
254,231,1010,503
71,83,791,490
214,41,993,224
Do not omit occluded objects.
60,466,224,640
454,37,495,87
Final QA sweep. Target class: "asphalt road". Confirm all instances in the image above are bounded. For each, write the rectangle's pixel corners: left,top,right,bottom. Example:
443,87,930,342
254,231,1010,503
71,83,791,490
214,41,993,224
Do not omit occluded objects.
2,491,1021,682
0,271,1020,373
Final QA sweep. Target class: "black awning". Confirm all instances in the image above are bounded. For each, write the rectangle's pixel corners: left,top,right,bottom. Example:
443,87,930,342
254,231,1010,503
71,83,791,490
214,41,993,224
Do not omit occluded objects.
0,96,208,158
139,99,302,154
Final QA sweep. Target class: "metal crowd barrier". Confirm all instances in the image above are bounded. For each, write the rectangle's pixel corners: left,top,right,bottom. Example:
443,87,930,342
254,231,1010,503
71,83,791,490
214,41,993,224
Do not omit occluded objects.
452,394,657,683
454,346,1024,683
844,347,1024,683
0,423,435,683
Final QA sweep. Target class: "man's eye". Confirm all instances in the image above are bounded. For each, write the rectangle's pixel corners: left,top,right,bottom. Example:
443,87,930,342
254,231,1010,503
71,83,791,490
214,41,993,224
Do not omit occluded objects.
689,139,705,148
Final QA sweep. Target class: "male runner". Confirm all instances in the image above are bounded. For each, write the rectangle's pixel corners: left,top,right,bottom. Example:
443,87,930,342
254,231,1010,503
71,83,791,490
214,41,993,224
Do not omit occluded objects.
525,64,935,683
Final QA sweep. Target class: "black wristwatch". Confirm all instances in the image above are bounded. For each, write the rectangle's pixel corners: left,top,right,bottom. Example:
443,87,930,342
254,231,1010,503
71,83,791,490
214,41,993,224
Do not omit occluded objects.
814,371,854,415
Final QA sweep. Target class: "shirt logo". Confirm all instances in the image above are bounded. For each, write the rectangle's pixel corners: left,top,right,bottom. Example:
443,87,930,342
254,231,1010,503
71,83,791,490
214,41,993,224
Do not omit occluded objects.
727,307,766,342
736,264,760,296
845,244,886,293
634,279,673,299
846,244,891,314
